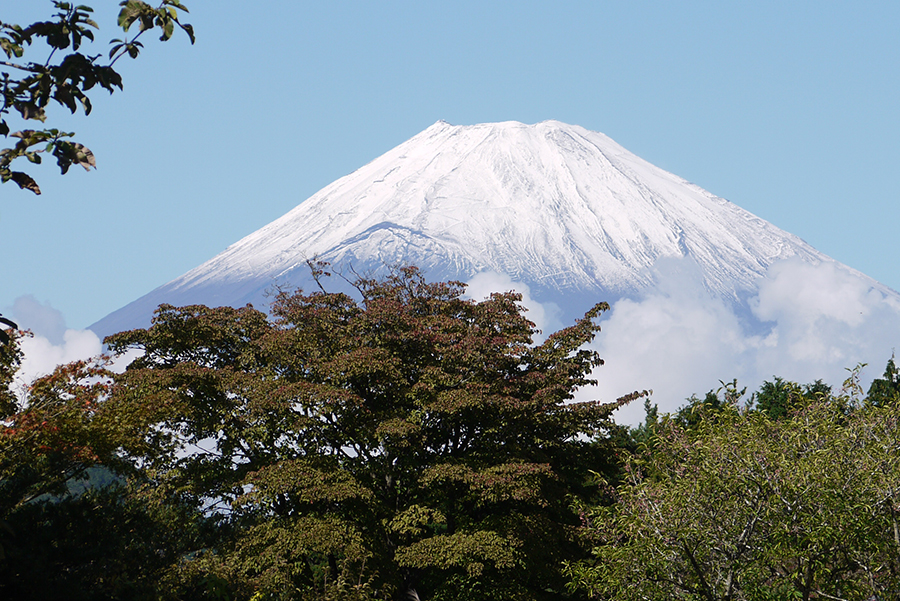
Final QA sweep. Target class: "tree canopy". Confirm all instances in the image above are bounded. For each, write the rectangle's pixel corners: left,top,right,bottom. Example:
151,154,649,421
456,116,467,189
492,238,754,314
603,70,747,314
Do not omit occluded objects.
102,266,644,600
0,336,208,599
567,366,900,601
6,262,900,600
0,266,644,600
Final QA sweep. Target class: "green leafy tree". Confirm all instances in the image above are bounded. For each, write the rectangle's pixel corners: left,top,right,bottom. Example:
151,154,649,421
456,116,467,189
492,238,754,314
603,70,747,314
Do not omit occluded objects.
1,1,194,194
0,326,21,415
673,379,746,431
750,376,803,421
0,334,210,599
106,266,646,601
0,354,120,514
567,376,900,600
867,355,900,407
750,377,830,420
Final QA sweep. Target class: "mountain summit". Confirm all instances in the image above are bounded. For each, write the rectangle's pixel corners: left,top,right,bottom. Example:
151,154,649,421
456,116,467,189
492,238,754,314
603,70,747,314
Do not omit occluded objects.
92,120,859,336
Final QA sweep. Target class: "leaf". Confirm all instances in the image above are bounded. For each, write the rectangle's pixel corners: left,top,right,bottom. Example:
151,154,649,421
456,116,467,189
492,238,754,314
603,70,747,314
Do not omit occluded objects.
72,143,96,170
15,102,47,122
109,38,125,56
179,22,195,44
160,18,174,41
117,0,150,31
9,171,41,194
0,36,24,59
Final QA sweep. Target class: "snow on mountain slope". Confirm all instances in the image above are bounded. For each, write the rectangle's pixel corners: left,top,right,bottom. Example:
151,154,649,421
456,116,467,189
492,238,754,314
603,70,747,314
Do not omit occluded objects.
91,120,879,338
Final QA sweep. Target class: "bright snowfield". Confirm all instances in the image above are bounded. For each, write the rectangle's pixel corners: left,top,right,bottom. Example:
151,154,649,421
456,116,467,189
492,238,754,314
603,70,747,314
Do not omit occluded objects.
90,120,900,423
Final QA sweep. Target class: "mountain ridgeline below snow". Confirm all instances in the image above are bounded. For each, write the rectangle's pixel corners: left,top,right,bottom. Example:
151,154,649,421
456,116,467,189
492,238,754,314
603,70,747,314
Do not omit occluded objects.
92,120,873,337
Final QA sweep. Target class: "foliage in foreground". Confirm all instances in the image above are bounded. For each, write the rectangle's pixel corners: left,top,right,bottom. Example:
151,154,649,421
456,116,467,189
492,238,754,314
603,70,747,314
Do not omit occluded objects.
1,1,194,194
104,266,643,600
0,266,642,600
6,265,900,600
567,368,900,601
0,340,209,599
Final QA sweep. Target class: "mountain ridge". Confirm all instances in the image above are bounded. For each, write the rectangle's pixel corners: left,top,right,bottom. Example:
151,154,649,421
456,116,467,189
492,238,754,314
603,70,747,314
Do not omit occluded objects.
91,119,888,338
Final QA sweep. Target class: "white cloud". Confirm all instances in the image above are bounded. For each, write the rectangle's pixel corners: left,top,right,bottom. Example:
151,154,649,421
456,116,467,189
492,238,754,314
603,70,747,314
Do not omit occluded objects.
583,258,759,424
750,259,900,367
10,294,67,344
585,257,900,425
9,259,900,430
16,329,103,386
6,295,102,395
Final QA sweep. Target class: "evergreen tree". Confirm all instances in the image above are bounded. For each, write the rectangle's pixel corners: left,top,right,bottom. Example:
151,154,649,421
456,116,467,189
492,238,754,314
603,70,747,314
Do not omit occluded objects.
867,356,900,407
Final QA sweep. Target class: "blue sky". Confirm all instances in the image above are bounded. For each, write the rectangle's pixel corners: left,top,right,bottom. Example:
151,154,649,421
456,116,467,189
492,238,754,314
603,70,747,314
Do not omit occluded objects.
3,0,900,333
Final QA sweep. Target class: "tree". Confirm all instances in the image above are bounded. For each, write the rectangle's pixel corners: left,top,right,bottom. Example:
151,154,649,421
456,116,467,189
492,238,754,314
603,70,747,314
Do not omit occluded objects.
106,266,646,601
0,332,210,599
0,354,120,514
867,355,900,407
673,379,746,431
751,376,831,420
0,326,21,415
1,1,194,194
566,375,900,600
0,478,211,601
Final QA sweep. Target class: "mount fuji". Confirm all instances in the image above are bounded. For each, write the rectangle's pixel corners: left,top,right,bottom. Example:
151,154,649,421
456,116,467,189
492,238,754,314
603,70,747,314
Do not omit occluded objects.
92,119,884,336
91,120,900,417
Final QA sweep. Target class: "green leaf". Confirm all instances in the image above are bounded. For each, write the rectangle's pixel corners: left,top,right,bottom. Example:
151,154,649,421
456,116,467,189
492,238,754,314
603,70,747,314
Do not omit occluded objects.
117,0,146,31
160,18,174,41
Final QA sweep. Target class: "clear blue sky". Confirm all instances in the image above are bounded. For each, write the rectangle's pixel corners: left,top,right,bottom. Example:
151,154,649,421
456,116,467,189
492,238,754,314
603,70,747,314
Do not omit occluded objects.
3,1,900,330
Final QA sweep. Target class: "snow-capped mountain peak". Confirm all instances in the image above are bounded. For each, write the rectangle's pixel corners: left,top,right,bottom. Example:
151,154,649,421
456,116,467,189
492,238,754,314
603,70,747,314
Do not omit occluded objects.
92,120,860,337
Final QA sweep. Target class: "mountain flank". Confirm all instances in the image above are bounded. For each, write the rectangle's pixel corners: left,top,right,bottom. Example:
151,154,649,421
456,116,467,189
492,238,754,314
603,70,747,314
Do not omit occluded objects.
92,120,880,337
